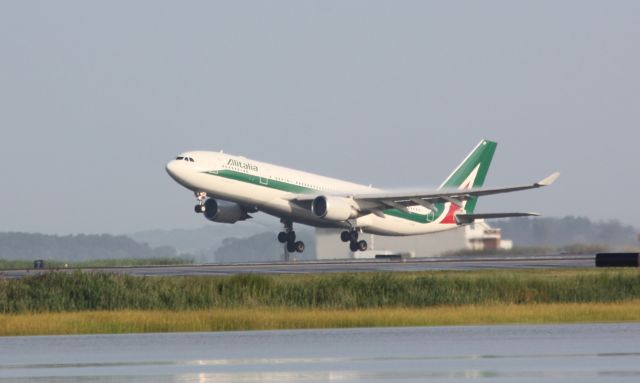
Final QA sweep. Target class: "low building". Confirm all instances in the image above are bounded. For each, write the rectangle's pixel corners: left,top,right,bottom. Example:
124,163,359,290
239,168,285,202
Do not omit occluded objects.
465,220,513,251
315,220,512,259
315,226,467,259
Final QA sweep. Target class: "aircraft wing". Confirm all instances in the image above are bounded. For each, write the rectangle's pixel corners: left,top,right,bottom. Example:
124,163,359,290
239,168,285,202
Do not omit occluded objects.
352,172,559,210
291,172,559,219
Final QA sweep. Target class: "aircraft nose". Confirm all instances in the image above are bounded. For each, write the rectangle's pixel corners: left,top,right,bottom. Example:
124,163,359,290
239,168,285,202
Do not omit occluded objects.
165,160,180,179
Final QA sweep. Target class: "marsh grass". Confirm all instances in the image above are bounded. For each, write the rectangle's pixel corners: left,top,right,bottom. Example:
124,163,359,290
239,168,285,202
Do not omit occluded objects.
1,269,640,314
2,301,640,336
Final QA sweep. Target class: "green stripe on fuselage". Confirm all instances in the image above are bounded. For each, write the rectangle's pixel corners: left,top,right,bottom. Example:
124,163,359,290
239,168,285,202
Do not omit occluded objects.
384,204,445,224
203,169,444,224
204,169,316,194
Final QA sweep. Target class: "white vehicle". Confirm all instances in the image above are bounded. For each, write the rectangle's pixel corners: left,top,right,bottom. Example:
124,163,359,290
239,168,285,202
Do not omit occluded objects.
166,140,558,253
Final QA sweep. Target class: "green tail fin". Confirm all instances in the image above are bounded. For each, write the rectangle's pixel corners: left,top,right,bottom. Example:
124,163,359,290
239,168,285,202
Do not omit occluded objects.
439,139,497,213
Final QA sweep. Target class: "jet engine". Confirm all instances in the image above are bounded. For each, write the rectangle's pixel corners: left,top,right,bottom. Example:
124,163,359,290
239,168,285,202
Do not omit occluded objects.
203,199,250,223
311,196,358,222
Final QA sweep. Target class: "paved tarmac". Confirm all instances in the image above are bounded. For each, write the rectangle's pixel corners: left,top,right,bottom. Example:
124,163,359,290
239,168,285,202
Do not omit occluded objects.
0,254,595,278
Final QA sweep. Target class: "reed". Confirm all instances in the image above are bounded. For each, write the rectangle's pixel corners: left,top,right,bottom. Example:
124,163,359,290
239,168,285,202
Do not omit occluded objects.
1,269,639,314
2,301,639,336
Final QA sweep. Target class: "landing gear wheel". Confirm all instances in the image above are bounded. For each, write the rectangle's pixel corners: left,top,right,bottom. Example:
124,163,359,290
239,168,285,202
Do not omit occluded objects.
340,231,351,242
357,240,368,251
194,191,207,214
349,241,359,252
349,231,359,242
193,192,207,214
280,220,302,254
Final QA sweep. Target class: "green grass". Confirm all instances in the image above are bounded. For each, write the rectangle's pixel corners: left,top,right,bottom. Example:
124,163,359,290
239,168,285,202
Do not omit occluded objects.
2,269,640,336
1,269,640,314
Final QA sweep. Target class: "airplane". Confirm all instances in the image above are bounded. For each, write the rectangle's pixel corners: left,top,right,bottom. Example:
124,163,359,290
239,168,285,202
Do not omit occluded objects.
166,139,559,253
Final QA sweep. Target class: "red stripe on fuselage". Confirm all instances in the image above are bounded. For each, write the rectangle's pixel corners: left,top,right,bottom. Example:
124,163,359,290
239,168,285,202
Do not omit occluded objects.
439,180,472,225
440,203,461,224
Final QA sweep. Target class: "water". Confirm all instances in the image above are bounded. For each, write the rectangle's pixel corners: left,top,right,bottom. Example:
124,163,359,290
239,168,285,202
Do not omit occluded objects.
1,323,639,382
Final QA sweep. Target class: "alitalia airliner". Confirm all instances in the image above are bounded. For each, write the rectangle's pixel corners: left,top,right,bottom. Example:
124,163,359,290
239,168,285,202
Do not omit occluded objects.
166,140,558,253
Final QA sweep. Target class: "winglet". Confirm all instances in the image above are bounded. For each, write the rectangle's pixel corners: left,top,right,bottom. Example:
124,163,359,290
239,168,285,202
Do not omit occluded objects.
536,172,560,187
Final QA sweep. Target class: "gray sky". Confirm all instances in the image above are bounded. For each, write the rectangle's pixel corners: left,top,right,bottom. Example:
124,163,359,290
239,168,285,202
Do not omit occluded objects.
1,1,639,234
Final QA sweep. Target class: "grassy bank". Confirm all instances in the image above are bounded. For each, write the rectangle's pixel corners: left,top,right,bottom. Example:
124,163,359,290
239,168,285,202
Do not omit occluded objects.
1,269,640,314
2,301,640,336
2,270,640,335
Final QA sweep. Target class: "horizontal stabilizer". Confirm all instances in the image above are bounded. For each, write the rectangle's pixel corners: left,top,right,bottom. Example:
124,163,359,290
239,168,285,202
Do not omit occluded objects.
455,212,539,225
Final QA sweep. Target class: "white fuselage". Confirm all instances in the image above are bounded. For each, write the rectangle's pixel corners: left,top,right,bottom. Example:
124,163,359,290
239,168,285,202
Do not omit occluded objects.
166,151,459,236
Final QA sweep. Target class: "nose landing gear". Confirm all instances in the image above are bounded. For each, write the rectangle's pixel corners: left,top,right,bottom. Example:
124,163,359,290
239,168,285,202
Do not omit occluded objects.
341,230,367,252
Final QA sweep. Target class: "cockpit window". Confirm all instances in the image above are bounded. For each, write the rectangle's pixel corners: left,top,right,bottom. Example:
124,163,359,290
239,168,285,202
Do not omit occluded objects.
188,157,195,162
175,156,195,162
176,156,184,160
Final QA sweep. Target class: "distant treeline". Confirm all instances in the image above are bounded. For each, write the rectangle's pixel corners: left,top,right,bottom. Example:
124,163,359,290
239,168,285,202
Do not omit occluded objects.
1,270,639,314
0,216,637,263
494,216,638,247
215,232,316,263
0,233,182,262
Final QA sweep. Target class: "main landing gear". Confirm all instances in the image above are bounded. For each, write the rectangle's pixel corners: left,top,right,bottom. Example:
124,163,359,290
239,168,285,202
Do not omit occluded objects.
341,229,367,252
194,191,207,213
277,221,305,253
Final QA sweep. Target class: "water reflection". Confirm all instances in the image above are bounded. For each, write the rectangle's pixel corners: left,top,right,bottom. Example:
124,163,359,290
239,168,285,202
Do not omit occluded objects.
1,324,639,382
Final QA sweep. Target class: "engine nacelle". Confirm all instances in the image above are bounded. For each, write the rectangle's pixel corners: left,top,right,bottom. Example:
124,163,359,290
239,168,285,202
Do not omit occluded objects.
203,199,249,223
311,196,358,222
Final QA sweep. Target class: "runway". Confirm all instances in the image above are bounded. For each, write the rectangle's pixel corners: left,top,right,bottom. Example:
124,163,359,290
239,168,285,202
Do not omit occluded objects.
1,254,595,278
